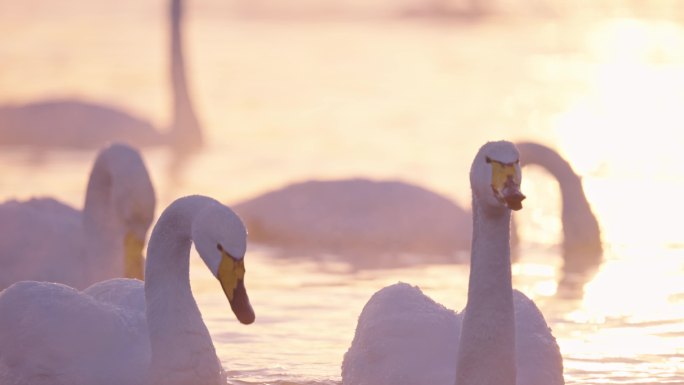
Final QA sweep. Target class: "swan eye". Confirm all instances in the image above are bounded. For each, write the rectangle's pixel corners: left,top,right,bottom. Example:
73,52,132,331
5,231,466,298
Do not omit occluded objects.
217,244,224,252
485,156,492,164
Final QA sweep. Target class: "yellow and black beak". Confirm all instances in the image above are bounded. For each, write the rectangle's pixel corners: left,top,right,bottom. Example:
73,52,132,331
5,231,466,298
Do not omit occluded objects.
489,158,525,211
217,250,255,325
124,231,145,280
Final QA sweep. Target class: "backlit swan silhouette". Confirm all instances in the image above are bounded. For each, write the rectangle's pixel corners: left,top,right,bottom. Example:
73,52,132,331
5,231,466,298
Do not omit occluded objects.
515,141,602,272
0,0,202,151
234,142,601,271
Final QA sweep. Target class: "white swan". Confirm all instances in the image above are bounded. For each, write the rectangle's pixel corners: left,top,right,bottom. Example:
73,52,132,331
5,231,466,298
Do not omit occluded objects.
0,0,202,151
0,195,255,385
234,178,471,262
341,141,564,385
0,143,155,289
235,142,601,269
515,141,602,272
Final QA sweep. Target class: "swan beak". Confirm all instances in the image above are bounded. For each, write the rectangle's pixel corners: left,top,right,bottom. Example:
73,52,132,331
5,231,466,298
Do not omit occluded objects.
124,231,145,280
490,161,525,211
501,179,525,211
217,252,255,325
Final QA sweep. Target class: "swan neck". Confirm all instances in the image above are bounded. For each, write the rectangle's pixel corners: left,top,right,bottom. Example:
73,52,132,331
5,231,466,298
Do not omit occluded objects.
517,144,593,232
455,199,516,385
169,0,202,150
517,143,602,269
144,196,221,383
81,154,123,285
467,202,513,302
144,196,207,318
519,144,577,183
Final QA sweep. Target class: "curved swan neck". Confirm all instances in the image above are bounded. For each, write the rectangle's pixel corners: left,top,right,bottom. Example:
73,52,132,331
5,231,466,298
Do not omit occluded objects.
144,196,222,384
519,145,588,217
558,176,602,270
144,195,210,315
516,142,602,271
82,151,114,231
516,142,576,182
455,199,516,385
82,152,124,284
169,0,202,150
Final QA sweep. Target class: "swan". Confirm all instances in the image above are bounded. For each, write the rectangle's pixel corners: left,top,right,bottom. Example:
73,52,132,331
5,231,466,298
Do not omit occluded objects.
515,141,602,272
234,140,601,268
341,141,564,385
0,195,255,385
234,178,471,262
0,143,155,289
0,0,202,151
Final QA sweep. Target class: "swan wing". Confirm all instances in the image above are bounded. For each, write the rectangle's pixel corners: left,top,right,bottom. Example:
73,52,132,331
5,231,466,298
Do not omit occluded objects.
85,278,146,313
342,286,564,385
0,199,83,289
513,290,565,385
0,281,148,385
235,179,471,260
342,282,461,385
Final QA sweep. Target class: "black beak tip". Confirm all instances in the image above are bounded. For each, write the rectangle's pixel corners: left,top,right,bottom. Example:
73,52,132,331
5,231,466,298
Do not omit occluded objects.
505,193,526,211
239,312,255,325
229,280,256,325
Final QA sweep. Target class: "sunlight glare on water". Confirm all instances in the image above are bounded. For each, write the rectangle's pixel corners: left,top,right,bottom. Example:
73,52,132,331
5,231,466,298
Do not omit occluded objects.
555,18,684,248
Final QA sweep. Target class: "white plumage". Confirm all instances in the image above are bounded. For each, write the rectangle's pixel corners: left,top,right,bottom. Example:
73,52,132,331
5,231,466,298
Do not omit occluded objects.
342,141,564,385
0,143,155,289
235,178,471,262
234,142,600,270
0,195,255,385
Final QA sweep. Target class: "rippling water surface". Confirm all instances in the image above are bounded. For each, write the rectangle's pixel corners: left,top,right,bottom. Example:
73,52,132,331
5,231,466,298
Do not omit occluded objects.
1,1,684,383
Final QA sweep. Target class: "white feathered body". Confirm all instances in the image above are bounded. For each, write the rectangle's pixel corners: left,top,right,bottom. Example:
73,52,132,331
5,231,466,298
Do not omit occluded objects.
342,142,564,385
342,283,461,385
0,199,84,289
341,283,563,385
0,142,155,290
234,178,471,260
0,195,246,385
0,280,149,385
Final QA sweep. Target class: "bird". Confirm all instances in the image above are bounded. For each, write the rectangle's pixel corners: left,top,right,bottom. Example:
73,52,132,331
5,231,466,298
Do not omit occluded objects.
341,141,564,385
515,141,602,273
0,0,202,151
0,143,156,289
233,141,600,270
234,178,471,265
0,195,255,385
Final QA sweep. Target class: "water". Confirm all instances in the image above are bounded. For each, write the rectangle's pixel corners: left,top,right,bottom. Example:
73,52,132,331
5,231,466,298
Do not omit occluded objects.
1,0,684,383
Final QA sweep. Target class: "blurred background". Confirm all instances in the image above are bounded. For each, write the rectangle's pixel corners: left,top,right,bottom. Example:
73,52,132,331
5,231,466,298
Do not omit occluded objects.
1,0,684,383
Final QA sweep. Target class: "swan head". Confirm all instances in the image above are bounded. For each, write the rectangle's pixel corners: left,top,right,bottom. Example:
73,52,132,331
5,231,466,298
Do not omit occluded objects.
470,141,525,212
192,203,255,325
